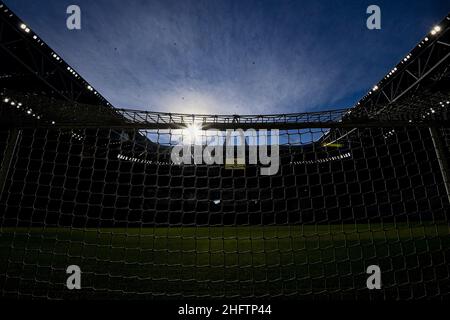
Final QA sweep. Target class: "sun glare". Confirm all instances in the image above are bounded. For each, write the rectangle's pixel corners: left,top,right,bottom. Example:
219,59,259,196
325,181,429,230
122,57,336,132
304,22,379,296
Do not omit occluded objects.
183,122,203,144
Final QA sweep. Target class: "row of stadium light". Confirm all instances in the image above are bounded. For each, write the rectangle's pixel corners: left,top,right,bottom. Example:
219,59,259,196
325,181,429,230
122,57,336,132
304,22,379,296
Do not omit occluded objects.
86,85,101,97
0,4,12,18
117,154,171,166
291,153,351,165
71,131,84,141
117,151,354,167
10,7,111,107
383,129,395,139
2,96,57,124
420,100,450,119
67,66,80,79
359,24,444,105
3,96,46,122
59,130,84,141
19,22,46,48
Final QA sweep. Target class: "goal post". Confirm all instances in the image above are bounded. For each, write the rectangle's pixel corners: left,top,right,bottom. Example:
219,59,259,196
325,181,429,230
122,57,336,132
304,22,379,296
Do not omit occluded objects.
0,129,20,197
429,127,450,203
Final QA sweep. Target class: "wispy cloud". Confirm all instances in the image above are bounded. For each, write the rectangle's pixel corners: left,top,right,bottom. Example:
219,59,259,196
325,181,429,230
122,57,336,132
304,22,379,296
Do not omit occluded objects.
5,0,449,114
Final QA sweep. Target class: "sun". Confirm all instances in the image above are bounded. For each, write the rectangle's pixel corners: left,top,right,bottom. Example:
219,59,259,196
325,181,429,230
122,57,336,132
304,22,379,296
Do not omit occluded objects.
183,122,203,144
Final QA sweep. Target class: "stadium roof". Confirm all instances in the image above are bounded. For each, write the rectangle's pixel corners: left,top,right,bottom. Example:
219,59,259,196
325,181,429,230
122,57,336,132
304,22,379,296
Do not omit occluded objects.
0,2,113,107
0,1,449,130
352,15,450,116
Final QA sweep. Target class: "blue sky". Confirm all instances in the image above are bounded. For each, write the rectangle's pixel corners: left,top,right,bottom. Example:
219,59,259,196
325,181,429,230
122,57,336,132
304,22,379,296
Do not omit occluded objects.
5,0,449,115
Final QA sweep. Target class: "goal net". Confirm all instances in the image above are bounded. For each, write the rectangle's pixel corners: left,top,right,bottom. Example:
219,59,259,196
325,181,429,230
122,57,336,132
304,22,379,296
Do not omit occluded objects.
0,104,449,299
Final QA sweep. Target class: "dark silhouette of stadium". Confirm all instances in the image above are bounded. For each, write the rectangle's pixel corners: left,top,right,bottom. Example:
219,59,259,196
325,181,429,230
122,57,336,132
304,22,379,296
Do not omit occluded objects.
0,2,449,299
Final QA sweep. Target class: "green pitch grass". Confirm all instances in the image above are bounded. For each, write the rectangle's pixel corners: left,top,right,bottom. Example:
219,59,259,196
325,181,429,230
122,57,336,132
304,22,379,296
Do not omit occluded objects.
0,224,449,299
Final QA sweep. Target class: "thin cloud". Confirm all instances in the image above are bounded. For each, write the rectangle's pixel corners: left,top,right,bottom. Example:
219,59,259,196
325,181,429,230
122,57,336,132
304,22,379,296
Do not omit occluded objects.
5,0,448,114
